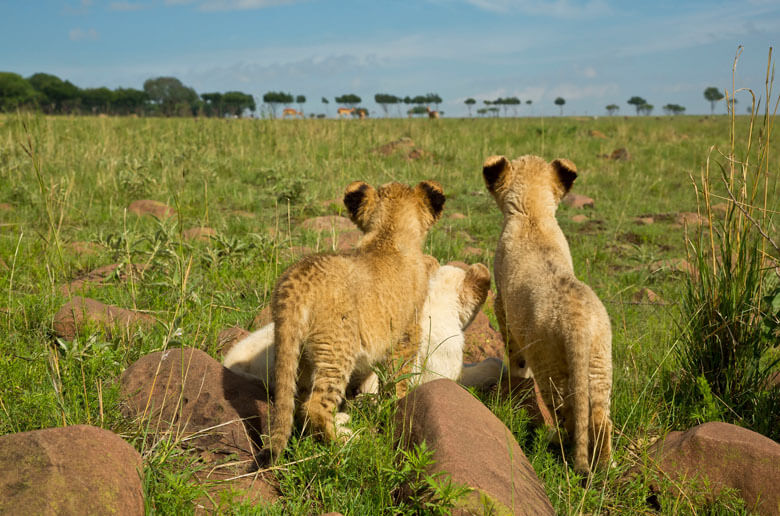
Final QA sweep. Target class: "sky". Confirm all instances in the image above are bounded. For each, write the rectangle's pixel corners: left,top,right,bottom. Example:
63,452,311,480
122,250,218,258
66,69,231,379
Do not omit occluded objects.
1,0,778,117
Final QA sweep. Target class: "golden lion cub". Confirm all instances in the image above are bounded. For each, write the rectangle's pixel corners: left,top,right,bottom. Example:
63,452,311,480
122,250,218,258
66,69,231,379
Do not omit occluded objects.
262,180,445,464
482,154,612,473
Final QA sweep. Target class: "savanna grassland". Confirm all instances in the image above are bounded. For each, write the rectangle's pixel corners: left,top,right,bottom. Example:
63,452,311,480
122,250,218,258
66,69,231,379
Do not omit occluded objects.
0,112,777,514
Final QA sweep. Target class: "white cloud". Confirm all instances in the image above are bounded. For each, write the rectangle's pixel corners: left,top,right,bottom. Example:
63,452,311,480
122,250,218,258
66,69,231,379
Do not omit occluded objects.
582,66,597,78
69,28,99,41
461,0,610,17
164,0,305,10
110,1,147,11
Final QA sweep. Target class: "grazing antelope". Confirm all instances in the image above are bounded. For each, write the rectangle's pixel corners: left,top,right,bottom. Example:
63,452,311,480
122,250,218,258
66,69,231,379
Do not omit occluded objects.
426,106,440,119
282,108,304,119
337,107,355,118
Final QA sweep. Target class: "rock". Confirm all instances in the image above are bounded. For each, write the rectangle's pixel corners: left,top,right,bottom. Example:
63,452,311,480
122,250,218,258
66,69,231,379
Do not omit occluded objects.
589,129,607,139
53,296,155,341
299,216,354,232
648,258,696,276
448,212,467,220
675,211,708,227
61,263,147,295
571,214,588,223
193,453,279,512
182,226,216,241
128,199,175,219
632,287,665,304
372,137,416,156
323,229,361,251
395,380,555,516
251,306,272,331
644,422,780,515
217,326,251,356
562,193,595,209
0,425,144,515
457,230,476,243
634,216,654,225
463,312,504,363
462,246,483,258
120,348,270,458
608,148,631,161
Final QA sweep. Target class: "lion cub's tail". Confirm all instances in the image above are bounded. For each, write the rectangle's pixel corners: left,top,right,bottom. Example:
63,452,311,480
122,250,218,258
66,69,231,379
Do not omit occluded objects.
265,311,306,464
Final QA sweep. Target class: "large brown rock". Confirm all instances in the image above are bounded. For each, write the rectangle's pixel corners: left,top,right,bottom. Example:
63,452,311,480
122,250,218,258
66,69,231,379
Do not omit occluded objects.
60,263,147,295
395,379,554,515
463,311,504,363
128,199,175,219
53,296,155,340
494,375,555,429
120,348,270,458
645,422,780,515
0,425,144,515
217,326,251,356
323,228,361,251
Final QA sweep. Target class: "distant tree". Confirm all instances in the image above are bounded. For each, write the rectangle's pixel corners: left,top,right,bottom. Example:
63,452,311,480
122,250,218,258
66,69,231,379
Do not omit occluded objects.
704,86,725,114
28,72,80,113
476,107,488,117
663,103,686,115
143,76,198,116
321,97,329,104
80,87,114,114
374,93,400,117
488,106,500,118
627,96,647,115
201,92,224,117
354,107,369,118
262,91,293,118
223,91,256,117
554,97,565,115
464,98,476,117
493,98,507,116
335,93,361,109
426,92,442,110
0,72,39,112
407,105,428,117
606,104,619,116
525,100,532,105
638,103,654,116
296,94,306,113
504,96,521,116
111,88,147,115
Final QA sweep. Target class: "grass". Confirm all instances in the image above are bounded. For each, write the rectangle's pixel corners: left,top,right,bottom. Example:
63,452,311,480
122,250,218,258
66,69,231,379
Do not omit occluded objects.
0,105,777,514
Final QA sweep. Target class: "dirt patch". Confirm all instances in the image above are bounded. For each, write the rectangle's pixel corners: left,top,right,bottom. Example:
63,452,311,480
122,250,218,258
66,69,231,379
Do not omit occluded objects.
53,296,156,340
562,193,594,209
589,129,607,139
631,287,665,305
65,241,102,256
371,137,430,161
600,148,631,161
448,212,467,220
128,199,176,219
299,216,354,232
571,214,588,223
323,229,361,251
620,232,643,246
183,226,217,241
634,216,654,225
575,219,606,234
61,263,148,295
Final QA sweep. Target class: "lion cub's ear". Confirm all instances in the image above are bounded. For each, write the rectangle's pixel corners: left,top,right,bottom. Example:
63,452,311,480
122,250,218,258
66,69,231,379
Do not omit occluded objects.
482,155,510,193
415,181,446,221
458,263,491,328
551,158,578,196
343,181,377,232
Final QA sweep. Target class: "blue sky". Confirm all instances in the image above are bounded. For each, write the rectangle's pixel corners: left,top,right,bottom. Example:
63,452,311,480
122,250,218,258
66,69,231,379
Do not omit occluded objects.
1,0,778,116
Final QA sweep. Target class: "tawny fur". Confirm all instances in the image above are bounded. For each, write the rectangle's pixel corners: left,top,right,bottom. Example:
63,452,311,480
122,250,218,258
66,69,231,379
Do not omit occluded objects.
264,180,444,463
225,263,499,398
483,154,613,473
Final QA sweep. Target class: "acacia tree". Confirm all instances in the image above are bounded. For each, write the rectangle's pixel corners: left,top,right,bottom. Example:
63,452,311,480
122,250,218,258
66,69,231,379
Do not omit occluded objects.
663,103,686,115
111,88,147,115
554,97,565,115
703,86,725,114
80,87,114,114
606,104,619,116
223,91,256,117
374,93,400,117
263,91,293,118
143,76,198,116
464,98,476,117
335,94,361,109
296,94,306,113
0,72,39,112
638,103,654,116
201,92,223,117
627,96,647,115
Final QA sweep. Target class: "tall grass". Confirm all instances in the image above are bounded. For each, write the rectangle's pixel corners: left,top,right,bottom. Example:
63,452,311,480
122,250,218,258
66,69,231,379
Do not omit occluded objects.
667,47,780,438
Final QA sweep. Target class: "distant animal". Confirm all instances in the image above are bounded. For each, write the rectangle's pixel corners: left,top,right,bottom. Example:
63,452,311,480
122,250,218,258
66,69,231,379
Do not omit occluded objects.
223,263,500,396
426,106,440,119
483,154,613,474
337,107,355,118
282,108,303,119
261,180,445,464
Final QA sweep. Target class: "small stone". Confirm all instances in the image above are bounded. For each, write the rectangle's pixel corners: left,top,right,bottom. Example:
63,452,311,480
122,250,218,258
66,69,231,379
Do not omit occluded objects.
448,212,467,220
589,129,607,139
562,193,595,209
632,287,665,304
182,226,216,241
462,246,483,258
635,216,654,225
608,148,631,161
128,199,175,219
571,214,588,223
323,229,361,251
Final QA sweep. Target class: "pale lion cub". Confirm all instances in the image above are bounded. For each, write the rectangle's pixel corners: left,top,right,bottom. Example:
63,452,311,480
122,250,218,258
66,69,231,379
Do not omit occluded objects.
483,154,612,473
261,180,444,464
223,263,499,394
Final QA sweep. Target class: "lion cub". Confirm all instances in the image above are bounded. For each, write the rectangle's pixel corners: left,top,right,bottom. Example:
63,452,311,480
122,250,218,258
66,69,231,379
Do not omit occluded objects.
262,180,444,464
224,263,498,395
482,154,612,473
